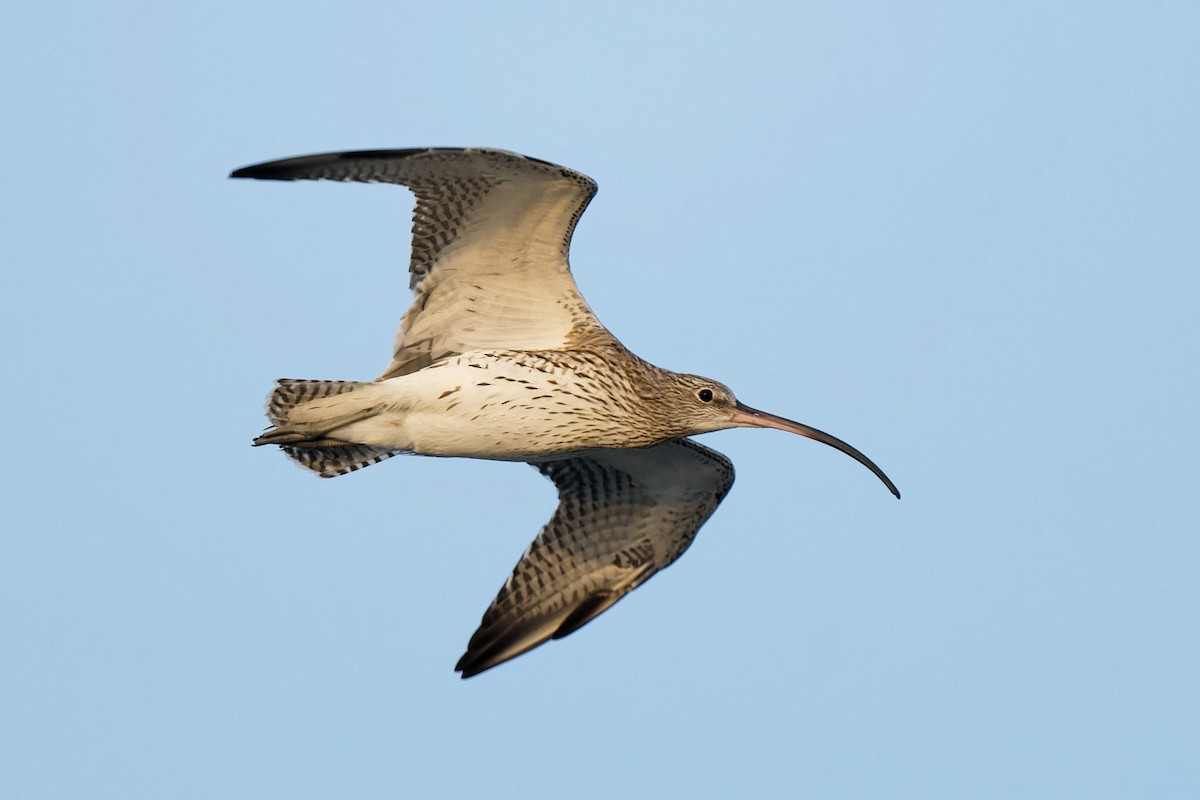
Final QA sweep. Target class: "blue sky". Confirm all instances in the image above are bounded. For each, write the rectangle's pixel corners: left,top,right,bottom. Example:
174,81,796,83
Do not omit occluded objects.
3,2,1198,797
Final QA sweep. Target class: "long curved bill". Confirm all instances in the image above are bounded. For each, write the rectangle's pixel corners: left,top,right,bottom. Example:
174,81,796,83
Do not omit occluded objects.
730,402,900,499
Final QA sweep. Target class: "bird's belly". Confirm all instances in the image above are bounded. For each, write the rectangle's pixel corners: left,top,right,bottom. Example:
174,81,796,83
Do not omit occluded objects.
330,358,649,460
404,382,644,458
404,408,590,460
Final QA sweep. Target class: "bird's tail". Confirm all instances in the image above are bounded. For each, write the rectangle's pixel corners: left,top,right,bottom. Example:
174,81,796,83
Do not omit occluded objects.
254,379,400,478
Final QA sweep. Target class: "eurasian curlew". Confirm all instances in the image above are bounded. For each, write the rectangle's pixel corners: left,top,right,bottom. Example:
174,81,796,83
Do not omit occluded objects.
234,148,899,678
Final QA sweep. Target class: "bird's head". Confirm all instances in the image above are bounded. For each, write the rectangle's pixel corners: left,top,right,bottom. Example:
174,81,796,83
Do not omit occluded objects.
671,373,900,499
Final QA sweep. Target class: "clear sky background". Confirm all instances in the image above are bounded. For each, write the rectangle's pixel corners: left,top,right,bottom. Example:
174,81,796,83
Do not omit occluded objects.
3,2,1198,798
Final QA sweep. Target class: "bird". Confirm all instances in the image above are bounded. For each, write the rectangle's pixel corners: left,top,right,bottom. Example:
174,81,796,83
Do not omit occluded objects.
233,147,899,678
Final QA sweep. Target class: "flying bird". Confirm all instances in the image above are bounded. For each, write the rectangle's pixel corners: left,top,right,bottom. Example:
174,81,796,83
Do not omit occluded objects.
233,147,899,678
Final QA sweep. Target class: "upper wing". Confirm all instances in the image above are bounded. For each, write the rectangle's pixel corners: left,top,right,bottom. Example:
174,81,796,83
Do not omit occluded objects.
231,148,616,379
455,439,736,678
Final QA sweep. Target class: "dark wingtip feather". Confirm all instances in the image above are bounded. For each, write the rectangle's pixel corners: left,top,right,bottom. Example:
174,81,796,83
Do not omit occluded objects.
229,161,299,180
228,153,344,181
454,653,490,680
453,636,517,679
229,148,455,181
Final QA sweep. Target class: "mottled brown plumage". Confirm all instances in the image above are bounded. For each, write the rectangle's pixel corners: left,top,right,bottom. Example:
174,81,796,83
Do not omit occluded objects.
234,147,898,677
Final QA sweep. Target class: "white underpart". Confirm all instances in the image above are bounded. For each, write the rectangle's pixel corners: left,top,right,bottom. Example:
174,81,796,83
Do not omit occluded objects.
323,354,595,460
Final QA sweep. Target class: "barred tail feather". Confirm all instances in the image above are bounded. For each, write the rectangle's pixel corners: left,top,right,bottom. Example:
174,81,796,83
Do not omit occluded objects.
281,443,400,478
257,378,398,477
267,378,365,426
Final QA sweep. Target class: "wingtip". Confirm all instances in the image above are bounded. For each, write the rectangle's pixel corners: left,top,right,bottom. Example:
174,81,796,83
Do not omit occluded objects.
229,162,295,181
454,654,488,679
229,148,444,182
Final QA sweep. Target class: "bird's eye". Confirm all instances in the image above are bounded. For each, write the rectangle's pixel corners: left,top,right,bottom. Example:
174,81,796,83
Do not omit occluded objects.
698,389,714,403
